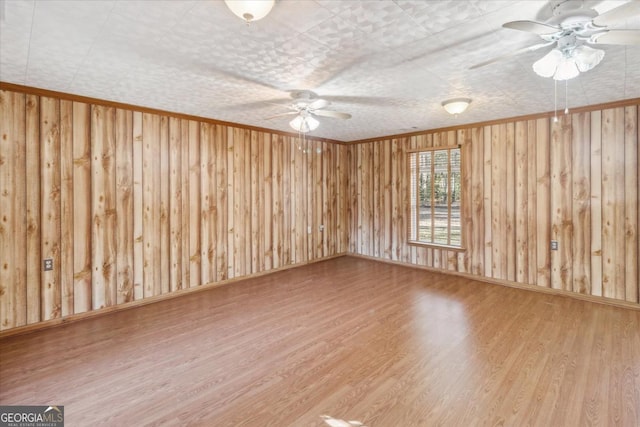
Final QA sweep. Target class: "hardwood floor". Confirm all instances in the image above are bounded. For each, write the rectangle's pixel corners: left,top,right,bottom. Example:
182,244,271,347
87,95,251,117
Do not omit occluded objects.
1,256,639,426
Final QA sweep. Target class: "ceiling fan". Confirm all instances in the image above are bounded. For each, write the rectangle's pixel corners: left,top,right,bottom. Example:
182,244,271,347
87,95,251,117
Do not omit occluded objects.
472,0,640,79
267,90,352,133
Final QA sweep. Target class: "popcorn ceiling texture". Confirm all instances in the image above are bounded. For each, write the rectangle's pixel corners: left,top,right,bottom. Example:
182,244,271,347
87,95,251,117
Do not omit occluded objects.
1,0,638,141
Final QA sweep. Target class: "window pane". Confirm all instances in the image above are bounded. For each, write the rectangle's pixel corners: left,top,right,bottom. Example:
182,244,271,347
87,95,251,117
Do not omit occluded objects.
409,147,462,248
419,152,431,242
433,150,448,245
409,153,417,240
450,150,461,245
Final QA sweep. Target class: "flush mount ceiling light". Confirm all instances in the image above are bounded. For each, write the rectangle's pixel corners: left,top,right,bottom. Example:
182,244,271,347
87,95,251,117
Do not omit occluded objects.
289,113,319,133
442,98,472,116
224,0,275,24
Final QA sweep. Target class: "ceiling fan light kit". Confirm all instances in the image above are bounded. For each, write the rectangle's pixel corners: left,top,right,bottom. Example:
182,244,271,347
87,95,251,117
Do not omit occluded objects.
289,113,319,133
224,0,275,24
442,98,472,116
532,40,604,80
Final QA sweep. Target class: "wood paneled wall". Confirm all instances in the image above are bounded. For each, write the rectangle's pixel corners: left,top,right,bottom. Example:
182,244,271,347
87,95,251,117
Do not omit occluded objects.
1,87,638,332
348,104,639,305
0,89,348,331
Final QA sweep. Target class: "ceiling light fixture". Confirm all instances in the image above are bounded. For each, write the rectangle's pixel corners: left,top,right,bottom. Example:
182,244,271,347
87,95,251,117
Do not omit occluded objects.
533,36,605,80
442,98,472,116
224,0,275,24
289,113,319,133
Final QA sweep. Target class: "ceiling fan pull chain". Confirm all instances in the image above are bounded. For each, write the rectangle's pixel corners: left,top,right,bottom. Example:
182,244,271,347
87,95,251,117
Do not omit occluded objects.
564,79,569,115
554,79,558,123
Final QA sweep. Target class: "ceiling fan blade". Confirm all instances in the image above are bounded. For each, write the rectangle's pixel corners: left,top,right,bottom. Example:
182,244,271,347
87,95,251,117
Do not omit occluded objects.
264,112,298,120
589,29,640,45
469,41,555,70
503,20,560,35
313,110,352,120
593,1,640,27
308,98,330,110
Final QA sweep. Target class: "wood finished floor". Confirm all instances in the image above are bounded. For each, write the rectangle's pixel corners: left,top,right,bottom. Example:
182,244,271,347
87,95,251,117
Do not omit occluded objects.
1,256,639,426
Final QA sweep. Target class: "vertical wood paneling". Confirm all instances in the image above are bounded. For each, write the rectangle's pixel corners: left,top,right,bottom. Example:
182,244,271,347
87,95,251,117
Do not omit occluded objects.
526,120,538,286
315,141,324,259
391,139,400,261
590,111,603,297
234,128,246,277
60,100,74,316
459,130,472,273
515,121,528,283
601,108,625,299
272,135,282,268
0,91,25,329
73,102,92,312
200,123,213,284
132,112,144,300
142,113,161,298
226,127,236,277
41,97,61,320
159,116,170,294
169,117,182,292
624,106,638,303
354,144,362,257
397,138,408,263
115,109,134,303
188,120,201,287
536,118,551,288
0,90,16,329
215,125,227,281
14,93,26,327
372,142,380,258
505,123,516,281
571,112,591,294
382,140,392,260
282,135,291,265
293,137,305,263
306,141,315,260
180,120,190,288
336,144,345,254
483,126,493,277
262,133,272,271
91,105,116,309
470,127,484,276
325,142,335,257
251,131,260,272
25,94,41,323
550,114,573,291
348,145,357,254
491,125,507,279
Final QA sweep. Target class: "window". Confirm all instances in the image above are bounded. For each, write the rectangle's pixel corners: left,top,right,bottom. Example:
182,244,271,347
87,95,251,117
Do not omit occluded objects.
408,147,462,248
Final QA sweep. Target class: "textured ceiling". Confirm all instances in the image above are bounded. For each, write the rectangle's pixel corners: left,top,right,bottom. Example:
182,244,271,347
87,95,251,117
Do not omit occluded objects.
1,0,639,142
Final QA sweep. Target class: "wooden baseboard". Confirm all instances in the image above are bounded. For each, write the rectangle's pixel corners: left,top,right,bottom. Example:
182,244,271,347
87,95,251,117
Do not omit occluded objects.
0,253,347,339
347,253,640,311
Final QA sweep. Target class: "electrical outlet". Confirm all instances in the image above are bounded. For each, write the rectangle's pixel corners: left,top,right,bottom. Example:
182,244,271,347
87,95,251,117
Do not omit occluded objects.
307,226,312,234
43,259,53,271
551,240,558,251
319,224,324,232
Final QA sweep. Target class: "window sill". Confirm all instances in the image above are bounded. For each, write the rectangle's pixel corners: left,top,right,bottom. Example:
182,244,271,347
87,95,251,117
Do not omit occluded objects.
408,241,466,252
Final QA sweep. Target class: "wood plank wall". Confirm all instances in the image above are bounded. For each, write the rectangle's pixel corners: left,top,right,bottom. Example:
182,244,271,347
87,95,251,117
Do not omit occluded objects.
0,89,349,331
1,87,638,332
348,105,639,305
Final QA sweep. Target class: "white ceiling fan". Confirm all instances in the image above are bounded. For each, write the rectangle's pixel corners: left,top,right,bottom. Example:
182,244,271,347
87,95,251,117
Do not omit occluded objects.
267,90,352,133
472,0,640,79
